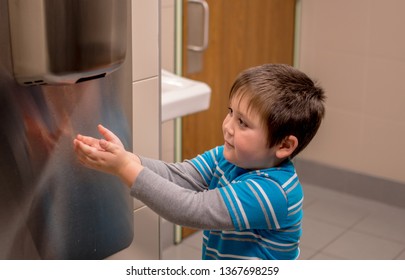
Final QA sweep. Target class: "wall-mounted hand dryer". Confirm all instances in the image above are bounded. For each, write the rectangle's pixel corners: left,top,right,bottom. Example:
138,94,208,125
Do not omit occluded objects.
8,0,127,86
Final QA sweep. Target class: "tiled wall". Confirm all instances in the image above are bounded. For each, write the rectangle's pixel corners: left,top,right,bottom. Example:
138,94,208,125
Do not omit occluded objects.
108,0,160,259
298,0,405,185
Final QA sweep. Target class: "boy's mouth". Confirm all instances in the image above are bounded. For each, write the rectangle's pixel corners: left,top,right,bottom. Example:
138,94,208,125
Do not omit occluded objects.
224,140,234,149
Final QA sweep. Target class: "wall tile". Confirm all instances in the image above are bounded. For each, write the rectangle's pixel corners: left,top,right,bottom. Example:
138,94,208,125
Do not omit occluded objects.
301,50,367,113
364,58,405,121
132,77,160,159
299,108,363,170
369,0,405,60
300,0,369,55
132,0,159,81
360,115,405,182
299,0,405,184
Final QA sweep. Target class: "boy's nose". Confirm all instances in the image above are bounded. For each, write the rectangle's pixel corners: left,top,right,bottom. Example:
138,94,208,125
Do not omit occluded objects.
223,117,234,136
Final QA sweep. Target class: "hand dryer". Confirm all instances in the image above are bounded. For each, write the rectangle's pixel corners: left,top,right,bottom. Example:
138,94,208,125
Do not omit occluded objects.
7,0,127,86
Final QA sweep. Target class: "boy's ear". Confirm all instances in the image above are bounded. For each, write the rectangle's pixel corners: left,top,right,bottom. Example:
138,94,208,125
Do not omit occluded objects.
275,135,298,159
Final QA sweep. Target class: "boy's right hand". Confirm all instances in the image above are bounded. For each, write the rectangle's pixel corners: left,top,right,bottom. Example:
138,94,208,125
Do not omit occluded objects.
73,124,142,187
97,124,124,149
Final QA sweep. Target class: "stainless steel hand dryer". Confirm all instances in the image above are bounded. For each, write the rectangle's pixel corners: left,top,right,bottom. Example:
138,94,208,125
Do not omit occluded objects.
8,0,127,86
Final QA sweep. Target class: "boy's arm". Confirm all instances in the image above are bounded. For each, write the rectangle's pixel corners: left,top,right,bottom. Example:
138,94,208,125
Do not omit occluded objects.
138,156,208,192
73,125,232,228
131,167,234,230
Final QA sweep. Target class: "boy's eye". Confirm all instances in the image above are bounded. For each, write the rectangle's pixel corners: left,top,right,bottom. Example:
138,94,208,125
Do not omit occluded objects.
228,107,248,128
238,118,247,127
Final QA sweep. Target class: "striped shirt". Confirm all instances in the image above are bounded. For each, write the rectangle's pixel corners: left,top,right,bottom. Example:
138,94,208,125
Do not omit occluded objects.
190,146,303,260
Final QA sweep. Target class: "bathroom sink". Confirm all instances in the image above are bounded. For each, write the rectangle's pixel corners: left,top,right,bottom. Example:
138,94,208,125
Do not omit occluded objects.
161,69,211,122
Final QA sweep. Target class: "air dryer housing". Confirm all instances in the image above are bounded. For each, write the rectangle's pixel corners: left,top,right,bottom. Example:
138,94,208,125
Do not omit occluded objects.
8,0,127,86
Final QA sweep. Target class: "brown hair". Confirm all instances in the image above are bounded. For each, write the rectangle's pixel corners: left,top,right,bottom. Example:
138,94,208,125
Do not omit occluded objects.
229,64,326,158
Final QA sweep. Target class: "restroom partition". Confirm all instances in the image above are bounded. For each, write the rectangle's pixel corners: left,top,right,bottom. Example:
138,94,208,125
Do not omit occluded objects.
180,0,296,239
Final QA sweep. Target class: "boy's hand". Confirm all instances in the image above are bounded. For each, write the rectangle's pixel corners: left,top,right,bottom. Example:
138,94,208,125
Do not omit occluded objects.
73,124,124,151
73,125,142,187
97,124,125,149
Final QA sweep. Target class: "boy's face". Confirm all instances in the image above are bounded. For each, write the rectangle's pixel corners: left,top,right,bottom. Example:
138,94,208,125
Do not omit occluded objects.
222,95,278,169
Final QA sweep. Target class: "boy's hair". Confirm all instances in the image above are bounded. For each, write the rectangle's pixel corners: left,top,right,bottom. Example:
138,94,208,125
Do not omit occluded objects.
229,64,325,158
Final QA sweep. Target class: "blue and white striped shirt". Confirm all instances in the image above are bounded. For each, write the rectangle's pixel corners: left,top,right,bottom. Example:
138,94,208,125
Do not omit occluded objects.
190,146,303,260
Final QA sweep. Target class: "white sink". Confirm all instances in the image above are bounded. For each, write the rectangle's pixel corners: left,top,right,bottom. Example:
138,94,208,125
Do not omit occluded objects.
161,69,211,122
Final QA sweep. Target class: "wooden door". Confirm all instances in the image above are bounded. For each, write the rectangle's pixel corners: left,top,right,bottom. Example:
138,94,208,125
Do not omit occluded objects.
181,0,296,239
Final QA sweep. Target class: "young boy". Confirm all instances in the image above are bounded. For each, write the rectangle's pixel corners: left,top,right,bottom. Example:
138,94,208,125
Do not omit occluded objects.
73,64,325,260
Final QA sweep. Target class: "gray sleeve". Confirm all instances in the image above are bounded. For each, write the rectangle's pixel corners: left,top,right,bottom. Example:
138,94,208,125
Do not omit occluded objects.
130,167,234,230
139,156,208,192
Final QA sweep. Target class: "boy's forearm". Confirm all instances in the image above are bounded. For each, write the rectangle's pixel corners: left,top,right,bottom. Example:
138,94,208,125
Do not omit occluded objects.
131,168,233,229
118,151,144,187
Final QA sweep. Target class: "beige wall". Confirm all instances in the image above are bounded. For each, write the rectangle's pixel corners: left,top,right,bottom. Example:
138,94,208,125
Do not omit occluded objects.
297,0,405,184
